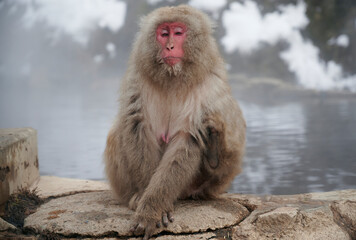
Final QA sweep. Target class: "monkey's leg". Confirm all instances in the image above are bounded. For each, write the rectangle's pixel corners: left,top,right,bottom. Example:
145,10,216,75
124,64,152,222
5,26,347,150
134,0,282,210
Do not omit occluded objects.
104,131,135,204
130,132,201,239
105,108,161,208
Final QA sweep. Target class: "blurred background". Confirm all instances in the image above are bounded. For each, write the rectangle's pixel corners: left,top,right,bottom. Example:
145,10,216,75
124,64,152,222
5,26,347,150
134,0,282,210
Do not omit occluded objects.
0,0,355,195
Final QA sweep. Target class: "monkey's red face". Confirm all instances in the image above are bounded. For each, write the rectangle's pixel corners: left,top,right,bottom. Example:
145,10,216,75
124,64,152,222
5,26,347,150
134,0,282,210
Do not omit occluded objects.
156,22,187,66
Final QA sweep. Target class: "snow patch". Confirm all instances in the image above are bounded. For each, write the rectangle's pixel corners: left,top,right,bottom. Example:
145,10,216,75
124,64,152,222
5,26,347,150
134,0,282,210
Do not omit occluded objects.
16,0,126,46
221,0,356,92
94,55,104,64
106,42,116,58
221,0,308,54
328,34,350,48
147,0,175,5
188,0,227,18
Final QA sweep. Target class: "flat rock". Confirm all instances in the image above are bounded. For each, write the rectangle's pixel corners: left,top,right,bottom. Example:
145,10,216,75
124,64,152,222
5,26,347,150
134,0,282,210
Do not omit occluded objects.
234,203,351,240
227,189,356,209
231,191,356,240
74,233,217,240
30,176,110,198
331,200,356,239
93,232,217,240
24,191,249,238
18,177,356,239
308,189,356,201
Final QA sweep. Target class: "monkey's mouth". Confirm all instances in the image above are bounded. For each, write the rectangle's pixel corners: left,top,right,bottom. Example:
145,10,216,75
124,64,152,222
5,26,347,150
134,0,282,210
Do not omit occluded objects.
163,57,182,66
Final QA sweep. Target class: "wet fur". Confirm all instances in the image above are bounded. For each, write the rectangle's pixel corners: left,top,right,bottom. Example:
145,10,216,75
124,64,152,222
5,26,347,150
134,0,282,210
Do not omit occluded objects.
104,4,246,235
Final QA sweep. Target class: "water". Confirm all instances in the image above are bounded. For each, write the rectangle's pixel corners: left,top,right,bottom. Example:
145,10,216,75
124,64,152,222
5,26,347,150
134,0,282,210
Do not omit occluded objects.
231,94,356,194
1,78,356,195
0,78,118,180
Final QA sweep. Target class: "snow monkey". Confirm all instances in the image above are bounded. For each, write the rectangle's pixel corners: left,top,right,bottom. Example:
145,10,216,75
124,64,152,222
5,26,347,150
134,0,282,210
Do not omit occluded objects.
104,5,246,239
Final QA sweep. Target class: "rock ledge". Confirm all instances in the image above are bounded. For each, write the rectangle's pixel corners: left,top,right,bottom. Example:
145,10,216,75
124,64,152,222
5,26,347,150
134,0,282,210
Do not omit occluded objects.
1,176,355,240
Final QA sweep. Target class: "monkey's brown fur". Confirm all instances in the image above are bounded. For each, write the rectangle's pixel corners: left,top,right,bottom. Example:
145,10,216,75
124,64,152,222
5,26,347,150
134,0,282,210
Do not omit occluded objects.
104,5,246,237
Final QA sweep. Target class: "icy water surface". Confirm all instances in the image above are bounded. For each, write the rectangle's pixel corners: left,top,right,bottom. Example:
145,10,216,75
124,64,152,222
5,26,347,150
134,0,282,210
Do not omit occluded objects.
231,93,356,194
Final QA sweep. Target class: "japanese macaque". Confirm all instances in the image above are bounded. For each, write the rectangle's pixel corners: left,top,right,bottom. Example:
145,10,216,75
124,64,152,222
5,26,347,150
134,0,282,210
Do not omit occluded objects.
104,5,246,239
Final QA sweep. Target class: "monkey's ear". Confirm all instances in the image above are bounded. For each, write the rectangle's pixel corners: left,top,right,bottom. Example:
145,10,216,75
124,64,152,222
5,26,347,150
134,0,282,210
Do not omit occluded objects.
138,14,152,30
138,15,145,29
181,5,216,34
138,10,161,39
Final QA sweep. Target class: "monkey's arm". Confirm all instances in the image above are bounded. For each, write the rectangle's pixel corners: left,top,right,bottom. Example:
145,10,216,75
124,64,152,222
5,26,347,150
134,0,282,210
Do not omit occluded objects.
131,132,201,239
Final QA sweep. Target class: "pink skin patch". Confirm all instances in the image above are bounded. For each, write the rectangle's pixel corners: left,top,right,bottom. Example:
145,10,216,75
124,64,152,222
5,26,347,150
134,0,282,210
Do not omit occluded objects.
156,22,187,66
161,133,170,144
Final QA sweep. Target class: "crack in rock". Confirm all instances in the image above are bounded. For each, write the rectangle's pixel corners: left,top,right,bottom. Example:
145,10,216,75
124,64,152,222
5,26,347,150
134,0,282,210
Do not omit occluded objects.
330,200,356,239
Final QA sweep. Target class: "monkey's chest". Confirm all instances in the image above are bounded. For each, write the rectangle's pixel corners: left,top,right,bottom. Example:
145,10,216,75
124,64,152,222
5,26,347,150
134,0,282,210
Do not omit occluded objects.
145,97,201,144
149,106,187,144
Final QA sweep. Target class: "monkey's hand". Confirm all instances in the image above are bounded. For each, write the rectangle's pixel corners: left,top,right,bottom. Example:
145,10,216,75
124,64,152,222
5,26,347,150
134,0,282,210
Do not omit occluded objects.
203,117,225,169
205,126,220,169
130,211,174,240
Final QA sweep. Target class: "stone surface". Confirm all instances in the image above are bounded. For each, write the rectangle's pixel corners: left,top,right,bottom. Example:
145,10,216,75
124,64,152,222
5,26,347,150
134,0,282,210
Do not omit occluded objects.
234,203,351,240
24,191,249,238
0,232,36,240
227,189,356,209
11,175,356,239
309,189,356,201
331,200,356,239
153,233,216,240
228,190,356,240
30,176,110,198
68,233,217,240
0,128,39,206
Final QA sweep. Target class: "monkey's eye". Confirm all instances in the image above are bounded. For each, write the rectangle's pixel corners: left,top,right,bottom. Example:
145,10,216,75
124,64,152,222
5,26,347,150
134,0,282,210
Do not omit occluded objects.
161,29,169,37
174,27,184,36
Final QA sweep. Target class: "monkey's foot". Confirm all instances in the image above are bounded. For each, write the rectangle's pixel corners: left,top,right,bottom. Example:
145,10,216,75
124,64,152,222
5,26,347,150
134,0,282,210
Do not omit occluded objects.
130,211,174,240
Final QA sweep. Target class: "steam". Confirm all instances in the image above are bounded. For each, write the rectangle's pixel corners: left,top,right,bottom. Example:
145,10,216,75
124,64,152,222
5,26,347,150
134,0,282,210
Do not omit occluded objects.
16,0,126,46
188,0,227,19
106,42,117,59
328,35,350,48
147,0,175,5
221,0,356,92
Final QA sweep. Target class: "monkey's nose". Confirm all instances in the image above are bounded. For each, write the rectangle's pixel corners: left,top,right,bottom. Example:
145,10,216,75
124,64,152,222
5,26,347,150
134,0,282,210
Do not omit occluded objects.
166,44,174,50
